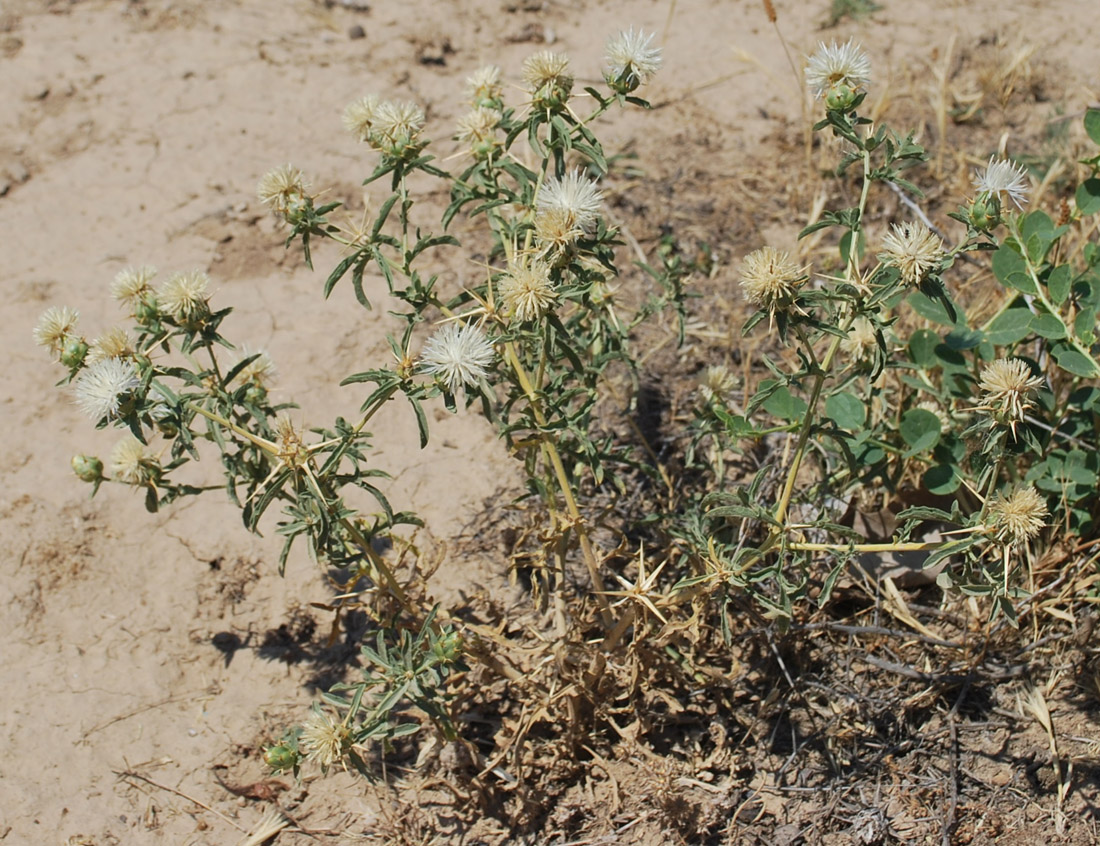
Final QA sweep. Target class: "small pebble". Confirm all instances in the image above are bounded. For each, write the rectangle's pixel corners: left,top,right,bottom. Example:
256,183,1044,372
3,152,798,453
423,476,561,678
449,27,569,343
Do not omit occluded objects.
348,24,365,40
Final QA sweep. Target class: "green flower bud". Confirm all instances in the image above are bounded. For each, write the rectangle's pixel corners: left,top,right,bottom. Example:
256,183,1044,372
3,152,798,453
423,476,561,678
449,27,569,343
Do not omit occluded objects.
824,82,858,113
263,743,300,773
71,454,104,483
60,336,89,370
243,383,268,406
968,196,1001,231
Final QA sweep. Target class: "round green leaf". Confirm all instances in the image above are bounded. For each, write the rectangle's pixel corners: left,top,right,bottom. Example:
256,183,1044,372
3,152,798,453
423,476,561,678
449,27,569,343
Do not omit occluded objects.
1029,313,1067,340
825,392,866,431
992,246,1036,295
762,386,807,421
1076,178,1100,217
923,464,961,495
900,408,942,453
1053,345,1100,378
908,329,939,368
985,307,1033,346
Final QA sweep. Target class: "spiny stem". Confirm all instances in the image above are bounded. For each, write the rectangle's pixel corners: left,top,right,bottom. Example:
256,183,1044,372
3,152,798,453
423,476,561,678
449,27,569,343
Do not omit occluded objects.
503,340,614,626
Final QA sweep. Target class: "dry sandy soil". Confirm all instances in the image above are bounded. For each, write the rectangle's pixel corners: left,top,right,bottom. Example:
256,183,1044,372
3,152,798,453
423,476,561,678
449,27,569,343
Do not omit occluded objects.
2,0,1099,844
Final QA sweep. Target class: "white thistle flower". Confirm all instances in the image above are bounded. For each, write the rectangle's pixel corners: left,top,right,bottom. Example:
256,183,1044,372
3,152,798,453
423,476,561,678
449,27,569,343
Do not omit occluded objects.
973,156,1029,209
465,65,503,106
73,358,141,420
371,100,425,149
499,261,557,322
86,327,134,365
805,39,872,100
879,222,946,286
110,266,156,307
110,436,159,487
605,28,662,88
342,94,380,142
300,708,350,771
34,306,80,354
158,270,211,323
419,322,495,393
535,169,604,247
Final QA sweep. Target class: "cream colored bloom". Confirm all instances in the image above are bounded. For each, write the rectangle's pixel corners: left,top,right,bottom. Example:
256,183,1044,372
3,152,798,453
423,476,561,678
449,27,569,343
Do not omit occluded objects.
456,107,500,157
86,327,134,364
697,365,736,405
739,247,806,311
420,322,495,393
73,358,141,420
978,358,1043,426
158,270,211,323
258,164,309,218
605,28,662,88
371,100,425,150
110,266,156,307
499,261,556,322
300,708,350,771
34,306,80,355
805,39,871,99
522,50,572,93
880,222,945,286
110,435,160,487
840,316,878,360
231,346,277,387
465,65,503,106
988,486,1048,545
534,170,603,252
342,94,380,142
973,157,1029,209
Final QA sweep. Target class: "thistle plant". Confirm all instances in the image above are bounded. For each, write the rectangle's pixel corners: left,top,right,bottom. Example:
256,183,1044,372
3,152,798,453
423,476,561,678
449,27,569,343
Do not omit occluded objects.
684,40,1100,627
35,27,1100,787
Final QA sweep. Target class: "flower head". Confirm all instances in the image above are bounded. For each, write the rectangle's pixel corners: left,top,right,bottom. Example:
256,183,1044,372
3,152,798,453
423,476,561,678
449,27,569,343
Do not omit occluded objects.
805,39,872,101
86,327,134,365
879,222,946,286
499,261,557,322
522,50,573,107
110,435,160,487
534,170,603,252
973,156,1029,209
697,364,737,405
978,358,1043,428
300,707,351,772
605,28,662,91
34,306,80,355
231,346,277,388
342,94,380,142
158,270,211,324
371,100,425,154
258,164,310,222
465,65,503,107
988,486,1048,545
419,322,495,393
73,358,141,420
456,107,501,159
110,266,157,308
840,316,879,360
739,246,807,312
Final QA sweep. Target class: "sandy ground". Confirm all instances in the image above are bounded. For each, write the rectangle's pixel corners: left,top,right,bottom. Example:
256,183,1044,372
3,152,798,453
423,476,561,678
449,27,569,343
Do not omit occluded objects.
2,0,1098,843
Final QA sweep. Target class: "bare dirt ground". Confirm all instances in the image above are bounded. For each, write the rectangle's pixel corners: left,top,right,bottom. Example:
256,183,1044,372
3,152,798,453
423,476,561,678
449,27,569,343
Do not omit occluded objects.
3,0,1100,844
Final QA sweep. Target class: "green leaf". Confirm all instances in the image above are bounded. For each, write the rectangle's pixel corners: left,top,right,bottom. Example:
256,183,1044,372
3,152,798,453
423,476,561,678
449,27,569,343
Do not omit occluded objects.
1076,178,1100,216
1086,108,1100,147
1047,264,1072,306
762,386,807,422
825,392,866,430
991,246,1036,295
908,328,939,367
985,307,1033,346
1029,312,1066,340
923,464,962,495
900,408,941,453
908,290,962,326
1052,345,1100,378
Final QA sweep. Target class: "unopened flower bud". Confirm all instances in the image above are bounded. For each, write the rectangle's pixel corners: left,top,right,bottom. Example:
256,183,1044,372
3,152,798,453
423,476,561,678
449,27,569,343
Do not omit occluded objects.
60,336,89,370
71,454,104,483
263,743,301,773
968,196,1000,231
824,82,859,112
